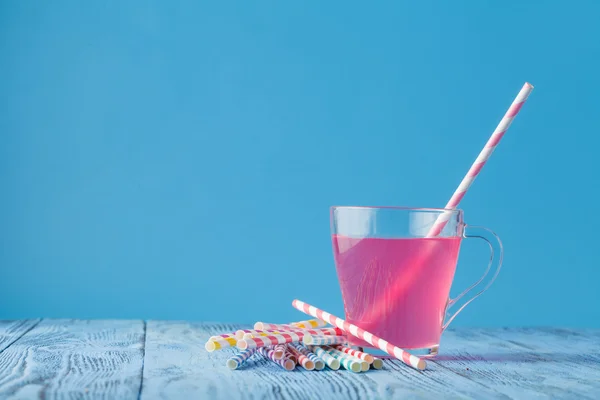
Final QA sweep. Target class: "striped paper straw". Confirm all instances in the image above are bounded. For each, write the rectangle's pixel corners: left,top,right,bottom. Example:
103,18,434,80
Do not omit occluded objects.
210,332,237,341
289,343,325,371
241,327,342,339
273,344,287,360
237,331,307,350
311,346,340,370
257,347,295,371
322,346,361,373
371,357,384,370
284,348,297,364
235,329,257,339
226,349,257,370
366,83,535,323
267,327,342,336
292,319,328,329
292,299,426,370
205,337,237,352
306,335,347,346
254,319,326,330
428,82,534,237
334,345,374,363
287,345,315,371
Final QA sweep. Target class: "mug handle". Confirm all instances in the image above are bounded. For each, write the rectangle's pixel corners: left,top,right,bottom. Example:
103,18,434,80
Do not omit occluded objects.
442,225,503,331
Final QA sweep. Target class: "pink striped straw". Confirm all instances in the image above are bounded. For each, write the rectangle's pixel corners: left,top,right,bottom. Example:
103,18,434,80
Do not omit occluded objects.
287,345,315,370
237,331,308,350
428,82,534,237
334,345,374,363
367,82,534,322
292,299,426,370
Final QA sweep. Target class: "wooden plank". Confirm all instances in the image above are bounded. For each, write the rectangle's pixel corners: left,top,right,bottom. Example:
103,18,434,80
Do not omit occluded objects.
433,328,600,399
0,320,41,353
0,319,145,400
141,321,503,399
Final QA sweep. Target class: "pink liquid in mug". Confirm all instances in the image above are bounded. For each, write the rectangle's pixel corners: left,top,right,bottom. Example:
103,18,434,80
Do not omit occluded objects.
332,235,462,350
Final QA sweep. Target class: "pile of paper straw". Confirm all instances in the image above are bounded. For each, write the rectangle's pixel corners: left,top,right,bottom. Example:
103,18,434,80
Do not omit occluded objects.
205,318,383,372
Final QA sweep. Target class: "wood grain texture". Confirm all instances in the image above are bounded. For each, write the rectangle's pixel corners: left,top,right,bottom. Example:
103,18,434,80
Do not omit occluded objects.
140,321,525,400
0,319,145,400
434,328,600,399
0,320,41,354
1,321,598,399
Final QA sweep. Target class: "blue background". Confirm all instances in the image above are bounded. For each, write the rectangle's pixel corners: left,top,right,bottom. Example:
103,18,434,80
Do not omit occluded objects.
1,1,599,328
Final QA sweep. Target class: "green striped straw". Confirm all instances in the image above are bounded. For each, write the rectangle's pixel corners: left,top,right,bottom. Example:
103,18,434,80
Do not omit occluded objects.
322,346,361,373
310,346,340,370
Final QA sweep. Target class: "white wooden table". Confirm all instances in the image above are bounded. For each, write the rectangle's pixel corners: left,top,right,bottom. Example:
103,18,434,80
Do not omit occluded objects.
0,320,598,399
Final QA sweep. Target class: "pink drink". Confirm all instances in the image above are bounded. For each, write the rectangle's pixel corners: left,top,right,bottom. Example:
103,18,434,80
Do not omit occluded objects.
332,235,462,350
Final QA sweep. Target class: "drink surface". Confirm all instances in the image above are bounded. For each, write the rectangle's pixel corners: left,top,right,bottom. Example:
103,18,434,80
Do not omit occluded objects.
332,235,462,349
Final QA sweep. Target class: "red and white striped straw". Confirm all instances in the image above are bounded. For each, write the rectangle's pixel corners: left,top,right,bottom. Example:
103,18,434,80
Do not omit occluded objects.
237,331,308,350
334,345,374,363
427,82,534,237
292,299,426,370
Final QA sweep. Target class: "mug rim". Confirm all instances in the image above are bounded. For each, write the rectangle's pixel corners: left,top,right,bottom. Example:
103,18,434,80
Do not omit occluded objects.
331,205,463,213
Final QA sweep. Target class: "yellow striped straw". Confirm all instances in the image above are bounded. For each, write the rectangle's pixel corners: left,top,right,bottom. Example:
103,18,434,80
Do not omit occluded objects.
204,337,237,352
292,319,327,329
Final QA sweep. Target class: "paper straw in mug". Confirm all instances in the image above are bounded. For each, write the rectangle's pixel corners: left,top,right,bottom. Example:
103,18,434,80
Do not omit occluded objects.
257,347,295,371
205,336,237,352
321,346,362,373
428,82,534,237
237,331,308,350
305,335,347,346
289,343,326,371
334,345,374,363
310,346,340,370
287,345,315,371
368,82,535,322
226,349,257,370
292,299,426,370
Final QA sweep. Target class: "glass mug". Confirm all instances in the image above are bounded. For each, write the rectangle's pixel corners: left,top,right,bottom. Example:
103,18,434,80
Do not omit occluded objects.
331,206,502,357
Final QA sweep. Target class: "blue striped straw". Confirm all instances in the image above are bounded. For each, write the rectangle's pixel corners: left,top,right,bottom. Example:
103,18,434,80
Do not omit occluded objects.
289,343,325,371
307,335,347,346
226,349,257,370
